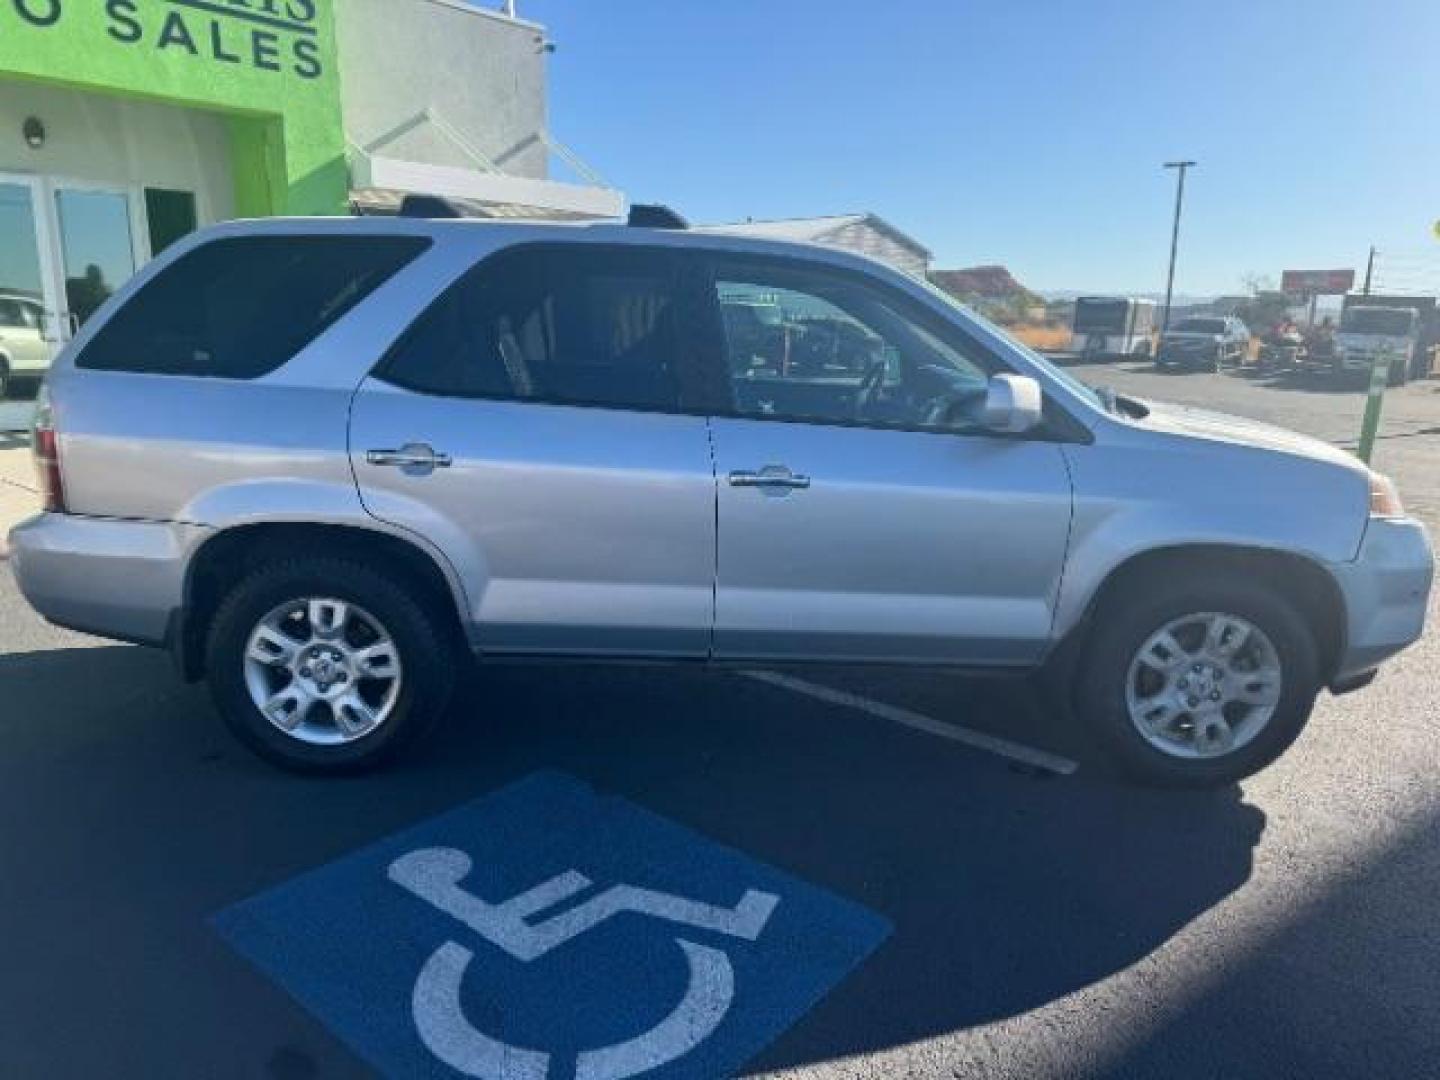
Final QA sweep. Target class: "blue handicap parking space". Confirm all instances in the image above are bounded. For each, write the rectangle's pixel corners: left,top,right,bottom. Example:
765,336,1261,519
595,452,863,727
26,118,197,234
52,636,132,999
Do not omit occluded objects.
214,772,891,1079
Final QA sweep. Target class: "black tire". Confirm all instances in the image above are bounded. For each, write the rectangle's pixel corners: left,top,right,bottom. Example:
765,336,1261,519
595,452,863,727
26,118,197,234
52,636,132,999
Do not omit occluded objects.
1388,355,1409,388
1076,575,1320,788
205,556,456,774
0,358,9,401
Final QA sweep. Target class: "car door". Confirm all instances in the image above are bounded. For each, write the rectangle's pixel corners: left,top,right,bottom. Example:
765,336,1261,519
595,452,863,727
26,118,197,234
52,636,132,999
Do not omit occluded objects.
350,244,717,657
701,256,1075,665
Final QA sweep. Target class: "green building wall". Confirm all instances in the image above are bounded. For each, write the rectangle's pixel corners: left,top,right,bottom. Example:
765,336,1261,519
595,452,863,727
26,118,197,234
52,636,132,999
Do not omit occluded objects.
0,0,347,217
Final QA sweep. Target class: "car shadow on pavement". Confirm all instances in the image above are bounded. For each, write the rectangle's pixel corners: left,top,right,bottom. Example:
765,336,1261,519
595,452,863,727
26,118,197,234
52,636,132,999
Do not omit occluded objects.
423,663,1267,1072
1242,370,1369,395
1101,807,1440,1078
0,645,1265,1077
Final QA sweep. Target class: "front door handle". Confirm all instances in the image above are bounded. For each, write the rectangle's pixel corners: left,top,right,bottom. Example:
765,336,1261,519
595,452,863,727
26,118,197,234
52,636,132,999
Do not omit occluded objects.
366,444,453,471
727,466,811,491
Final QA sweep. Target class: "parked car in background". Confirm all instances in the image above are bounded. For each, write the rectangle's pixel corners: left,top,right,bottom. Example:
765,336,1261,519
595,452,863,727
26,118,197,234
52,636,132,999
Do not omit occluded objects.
8,215,1433,788
1156,316,1251,371
0,292,53,399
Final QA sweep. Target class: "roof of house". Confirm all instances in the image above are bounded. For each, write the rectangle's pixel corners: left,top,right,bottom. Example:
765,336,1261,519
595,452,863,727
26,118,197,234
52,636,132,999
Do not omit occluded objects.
703,213,932,258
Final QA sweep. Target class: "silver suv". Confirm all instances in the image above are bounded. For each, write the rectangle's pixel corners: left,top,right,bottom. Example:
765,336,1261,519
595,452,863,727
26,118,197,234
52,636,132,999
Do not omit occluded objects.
8,216,1433,785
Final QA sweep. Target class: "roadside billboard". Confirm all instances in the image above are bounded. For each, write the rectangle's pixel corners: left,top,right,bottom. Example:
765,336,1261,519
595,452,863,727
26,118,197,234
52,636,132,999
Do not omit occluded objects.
1282,269,1356,296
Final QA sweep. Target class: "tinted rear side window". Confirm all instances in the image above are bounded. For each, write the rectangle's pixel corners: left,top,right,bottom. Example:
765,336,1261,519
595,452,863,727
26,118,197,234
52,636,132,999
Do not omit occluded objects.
379,246,683,412
77,235,430,378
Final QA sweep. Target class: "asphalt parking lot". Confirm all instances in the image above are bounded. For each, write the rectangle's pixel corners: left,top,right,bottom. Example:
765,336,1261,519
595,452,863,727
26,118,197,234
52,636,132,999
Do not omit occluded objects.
1,363,1438,1079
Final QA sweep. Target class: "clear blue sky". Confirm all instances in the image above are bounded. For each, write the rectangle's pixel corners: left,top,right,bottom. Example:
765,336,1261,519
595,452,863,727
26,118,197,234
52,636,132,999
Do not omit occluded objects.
512,0,1440,296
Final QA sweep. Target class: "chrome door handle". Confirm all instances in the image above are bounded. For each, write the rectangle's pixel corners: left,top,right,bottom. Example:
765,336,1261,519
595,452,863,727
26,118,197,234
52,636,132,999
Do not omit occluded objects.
727,468,811,490
366,446,453,469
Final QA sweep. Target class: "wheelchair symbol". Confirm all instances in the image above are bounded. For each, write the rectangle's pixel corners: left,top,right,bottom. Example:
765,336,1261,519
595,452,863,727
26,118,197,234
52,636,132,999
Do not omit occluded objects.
389,848,781,1080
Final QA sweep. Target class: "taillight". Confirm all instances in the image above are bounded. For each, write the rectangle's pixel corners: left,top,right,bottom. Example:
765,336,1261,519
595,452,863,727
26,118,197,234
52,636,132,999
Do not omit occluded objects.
32,385,67,514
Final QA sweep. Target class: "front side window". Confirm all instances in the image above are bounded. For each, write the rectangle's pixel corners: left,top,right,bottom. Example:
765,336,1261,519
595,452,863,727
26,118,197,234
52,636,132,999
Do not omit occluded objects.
381,246,684,413
713,261,993,431
77,235,430,379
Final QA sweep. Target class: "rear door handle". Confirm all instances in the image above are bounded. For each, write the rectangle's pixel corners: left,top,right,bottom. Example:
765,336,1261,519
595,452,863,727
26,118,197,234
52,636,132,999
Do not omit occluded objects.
366,444,453,471
727,467,811,490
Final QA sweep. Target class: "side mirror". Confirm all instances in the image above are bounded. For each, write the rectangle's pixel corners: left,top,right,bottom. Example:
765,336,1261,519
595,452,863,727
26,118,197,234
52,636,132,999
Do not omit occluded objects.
980,374,1044,434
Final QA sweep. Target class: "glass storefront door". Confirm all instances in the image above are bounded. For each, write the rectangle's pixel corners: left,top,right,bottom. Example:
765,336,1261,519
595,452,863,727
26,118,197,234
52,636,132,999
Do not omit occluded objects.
54,186,141,334
0,176,196,430
0,176,61,426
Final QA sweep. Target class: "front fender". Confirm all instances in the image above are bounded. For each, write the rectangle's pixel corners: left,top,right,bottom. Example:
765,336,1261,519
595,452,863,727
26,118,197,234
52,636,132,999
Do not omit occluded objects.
1055,439,1367,637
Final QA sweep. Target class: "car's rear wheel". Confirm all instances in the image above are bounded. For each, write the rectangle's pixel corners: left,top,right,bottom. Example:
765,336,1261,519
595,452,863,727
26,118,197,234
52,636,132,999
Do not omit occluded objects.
1077,576,1320,787
206,557,455,773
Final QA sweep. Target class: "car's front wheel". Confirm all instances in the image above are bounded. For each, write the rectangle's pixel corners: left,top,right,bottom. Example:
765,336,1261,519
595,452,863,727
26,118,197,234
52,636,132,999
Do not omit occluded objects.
1077,576,1320,787
206,557,456,773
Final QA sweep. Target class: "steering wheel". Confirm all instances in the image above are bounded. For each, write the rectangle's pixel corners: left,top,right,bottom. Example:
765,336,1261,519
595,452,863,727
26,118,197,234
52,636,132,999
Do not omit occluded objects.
852,360,889,419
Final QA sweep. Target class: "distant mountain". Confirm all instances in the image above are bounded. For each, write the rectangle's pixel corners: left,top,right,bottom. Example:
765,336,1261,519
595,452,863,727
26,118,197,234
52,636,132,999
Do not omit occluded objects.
1040,289,1218,304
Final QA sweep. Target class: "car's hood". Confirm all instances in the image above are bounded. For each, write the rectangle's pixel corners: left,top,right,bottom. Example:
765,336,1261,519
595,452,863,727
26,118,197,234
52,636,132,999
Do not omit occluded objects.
1135,398,1365,473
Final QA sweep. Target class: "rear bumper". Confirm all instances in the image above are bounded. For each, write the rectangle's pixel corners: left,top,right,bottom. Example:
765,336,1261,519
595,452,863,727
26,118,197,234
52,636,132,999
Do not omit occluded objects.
1338,349,1409,372
7,513,209,647
1328,517,1434,684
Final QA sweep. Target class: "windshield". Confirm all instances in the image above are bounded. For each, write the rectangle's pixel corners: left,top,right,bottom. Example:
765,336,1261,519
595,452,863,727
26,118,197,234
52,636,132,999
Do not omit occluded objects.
1172,318,1226,334
1341,308,1416,335
1073,298,1129,333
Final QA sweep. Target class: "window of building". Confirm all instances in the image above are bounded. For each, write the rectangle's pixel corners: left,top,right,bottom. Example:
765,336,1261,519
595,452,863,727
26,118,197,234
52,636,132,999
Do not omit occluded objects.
713,261,992,430
380,246,683,413
77,235,430,379
144,189,199,257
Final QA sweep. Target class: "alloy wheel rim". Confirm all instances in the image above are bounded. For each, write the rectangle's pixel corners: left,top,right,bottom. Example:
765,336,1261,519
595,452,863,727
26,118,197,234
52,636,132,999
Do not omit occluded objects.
1124,611,1283,761
242,598,403,746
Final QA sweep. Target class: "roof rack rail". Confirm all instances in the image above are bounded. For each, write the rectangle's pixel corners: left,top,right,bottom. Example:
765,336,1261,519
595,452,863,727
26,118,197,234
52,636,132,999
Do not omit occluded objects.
399,194,467,219
628,204,689,230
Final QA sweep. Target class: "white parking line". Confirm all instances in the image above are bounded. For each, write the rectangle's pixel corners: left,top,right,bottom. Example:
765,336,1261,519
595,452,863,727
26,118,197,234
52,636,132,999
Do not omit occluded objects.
741,670,1079,776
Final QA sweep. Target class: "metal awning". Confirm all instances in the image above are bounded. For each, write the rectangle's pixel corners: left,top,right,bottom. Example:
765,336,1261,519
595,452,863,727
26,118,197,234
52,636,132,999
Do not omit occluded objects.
350,155,624,219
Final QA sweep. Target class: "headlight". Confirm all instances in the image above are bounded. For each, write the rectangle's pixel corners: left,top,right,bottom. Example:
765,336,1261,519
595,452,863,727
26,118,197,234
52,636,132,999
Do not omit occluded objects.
1369,472,1405,518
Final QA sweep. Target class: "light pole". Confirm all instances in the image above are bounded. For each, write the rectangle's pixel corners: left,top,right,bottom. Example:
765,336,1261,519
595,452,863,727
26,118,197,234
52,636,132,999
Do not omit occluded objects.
1160,160,1196,339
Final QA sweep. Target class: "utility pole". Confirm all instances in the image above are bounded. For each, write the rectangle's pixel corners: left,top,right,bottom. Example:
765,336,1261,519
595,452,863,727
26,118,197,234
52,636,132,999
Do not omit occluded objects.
1160,160,1196,340
1362,246,1376,295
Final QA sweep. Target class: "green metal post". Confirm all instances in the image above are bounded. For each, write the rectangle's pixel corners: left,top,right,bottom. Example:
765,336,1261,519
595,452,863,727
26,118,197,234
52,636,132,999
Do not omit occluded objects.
1356,347,1390,464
